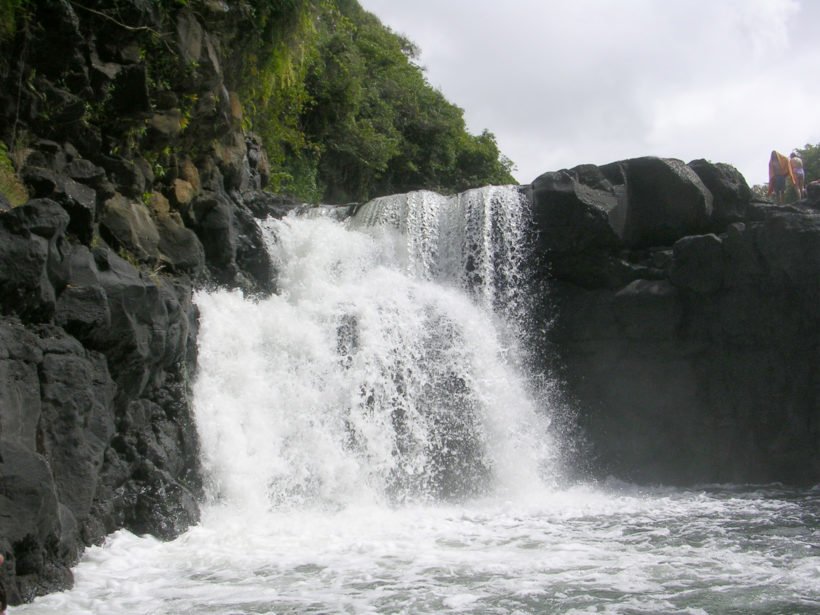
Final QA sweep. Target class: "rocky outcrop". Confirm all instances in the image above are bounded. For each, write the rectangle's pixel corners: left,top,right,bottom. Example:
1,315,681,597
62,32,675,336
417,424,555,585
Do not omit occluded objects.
0,200,203,603
0,1,299,604
530,156,820,485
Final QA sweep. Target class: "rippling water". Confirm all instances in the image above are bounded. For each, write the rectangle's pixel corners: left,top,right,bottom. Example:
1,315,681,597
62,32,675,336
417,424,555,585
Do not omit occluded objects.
16,189,820,613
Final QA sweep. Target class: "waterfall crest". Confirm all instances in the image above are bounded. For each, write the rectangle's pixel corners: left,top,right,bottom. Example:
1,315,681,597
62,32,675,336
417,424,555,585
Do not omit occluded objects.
193,186,554,511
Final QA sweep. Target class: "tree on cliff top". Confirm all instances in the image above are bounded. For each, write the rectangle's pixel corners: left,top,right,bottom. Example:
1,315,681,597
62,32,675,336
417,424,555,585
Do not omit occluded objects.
235,0,516,202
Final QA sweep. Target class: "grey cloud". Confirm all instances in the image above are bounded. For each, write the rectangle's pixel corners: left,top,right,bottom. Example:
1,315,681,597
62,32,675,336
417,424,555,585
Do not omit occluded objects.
360,0,820,185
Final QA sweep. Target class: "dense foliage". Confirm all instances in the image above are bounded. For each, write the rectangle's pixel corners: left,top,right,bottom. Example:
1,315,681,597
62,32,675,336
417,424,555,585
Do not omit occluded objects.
230,0,516,202
0,0,25,42
794,143,820,184
0,0,514,205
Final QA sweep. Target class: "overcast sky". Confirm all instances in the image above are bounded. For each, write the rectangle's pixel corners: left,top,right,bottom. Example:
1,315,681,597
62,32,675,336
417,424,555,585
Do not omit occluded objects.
358,0,820,187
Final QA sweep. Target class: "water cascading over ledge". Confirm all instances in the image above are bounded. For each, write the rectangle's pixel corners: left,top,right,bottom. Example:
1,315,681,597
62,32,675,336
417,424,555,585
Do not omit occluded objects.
192,186,559,510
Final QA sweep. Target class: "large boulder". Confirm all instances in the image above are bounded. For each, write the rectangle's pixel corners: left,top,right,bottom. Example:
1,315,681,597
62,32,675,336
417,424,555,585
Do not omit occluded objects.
189,191,273,292
0,199,69,322
530,157,718,287
0,320,114,601
530,166,621,254
100,194,160,263
531,156,716,252
688,159,752,230
156,216,206,276
601,157,714,247
53,246,111,338
88,247,186,400
0,442,70,602
0,322,44,450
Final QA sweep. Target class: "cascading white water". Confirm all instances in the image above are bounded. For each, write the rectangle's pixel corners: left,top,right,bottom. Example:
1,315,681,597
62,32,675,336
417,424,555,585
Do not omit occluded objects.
350,188,530,316
193,186,555,511
19,186,819,615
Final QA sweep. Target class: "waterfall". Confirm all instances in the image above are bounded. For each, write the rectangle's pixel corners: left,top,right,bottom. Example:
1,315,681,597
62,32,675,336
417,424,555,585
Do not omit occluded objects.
350,187,530,317
21,188,815,615
193,186,555,511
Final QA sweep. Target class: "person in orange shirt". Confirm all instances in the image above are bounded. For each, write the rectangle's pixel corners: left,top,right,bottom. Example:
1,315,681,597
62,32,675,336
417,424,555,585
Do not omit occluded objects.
768,150,795,204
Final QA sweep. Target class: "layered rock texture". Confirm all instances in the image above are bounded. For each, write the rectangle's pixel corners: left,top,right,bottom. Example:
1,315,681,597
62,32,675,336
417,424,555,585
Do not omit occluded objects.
529,157,820,485
0,0,295,604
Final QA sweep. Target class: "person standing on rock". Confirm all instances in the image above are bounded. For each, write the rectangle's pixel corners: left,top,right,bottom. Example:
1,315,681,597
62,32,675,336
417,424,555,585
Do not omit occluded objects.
790,151,806,199
768,150,795,204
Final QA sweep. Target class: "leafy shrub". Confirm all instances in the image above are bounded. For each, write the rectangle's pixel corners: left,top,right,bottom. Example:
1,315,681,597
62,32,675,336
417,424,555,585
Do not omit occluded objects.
0,141,28,206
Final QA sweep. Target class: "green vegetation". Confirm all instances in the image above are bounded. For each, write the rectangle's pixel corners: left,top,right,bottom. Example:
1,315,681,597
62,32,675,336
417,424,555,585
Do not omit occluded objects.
0,0,26,43
230,0,320,198
1,0,516,205
0,141,28,206
794,143,820,184
232,0,516,202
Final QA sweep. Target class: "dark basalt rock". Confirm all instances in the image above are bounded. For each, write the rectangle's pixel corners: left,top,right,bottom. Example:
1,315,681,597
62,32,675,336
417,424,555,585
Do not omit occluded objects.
109,64,151,116
99,194,160,262
669,233,724,294
0,319,116,601
20,162,98,244
0,204,203,603
37,327,116,529
65,158,106,184
189,191,273,293
533,158,820,486
688,159,752,229
0,0,298,604
0,441,69,603
0,199,69,323
155,215,206,276
95,156,147,199
531,167,621,254
603,156,714,247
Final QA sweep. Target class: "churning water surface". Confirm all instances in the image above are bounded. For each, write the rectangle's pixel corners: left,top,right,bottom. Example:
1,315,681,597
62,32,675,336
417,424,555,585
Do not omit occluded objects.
17,188,820,614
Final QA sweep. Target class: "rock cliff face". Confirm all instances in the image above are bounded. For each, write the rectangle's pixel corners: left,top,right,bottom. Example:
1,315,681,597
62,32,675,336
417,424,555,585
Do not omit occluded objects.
528,157,820,485
0,0,296,604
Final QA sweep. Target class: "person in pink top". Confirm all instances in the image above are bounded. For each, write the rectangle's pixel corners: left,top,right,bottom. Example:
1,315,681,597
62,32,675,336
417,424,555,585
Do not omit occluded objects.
790,151,806,199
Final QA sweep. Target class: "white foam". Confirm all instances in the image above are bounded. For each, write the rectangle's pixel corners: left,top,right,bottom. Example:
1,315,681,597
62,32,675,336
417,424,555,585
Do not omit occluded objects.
18,487,819,614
